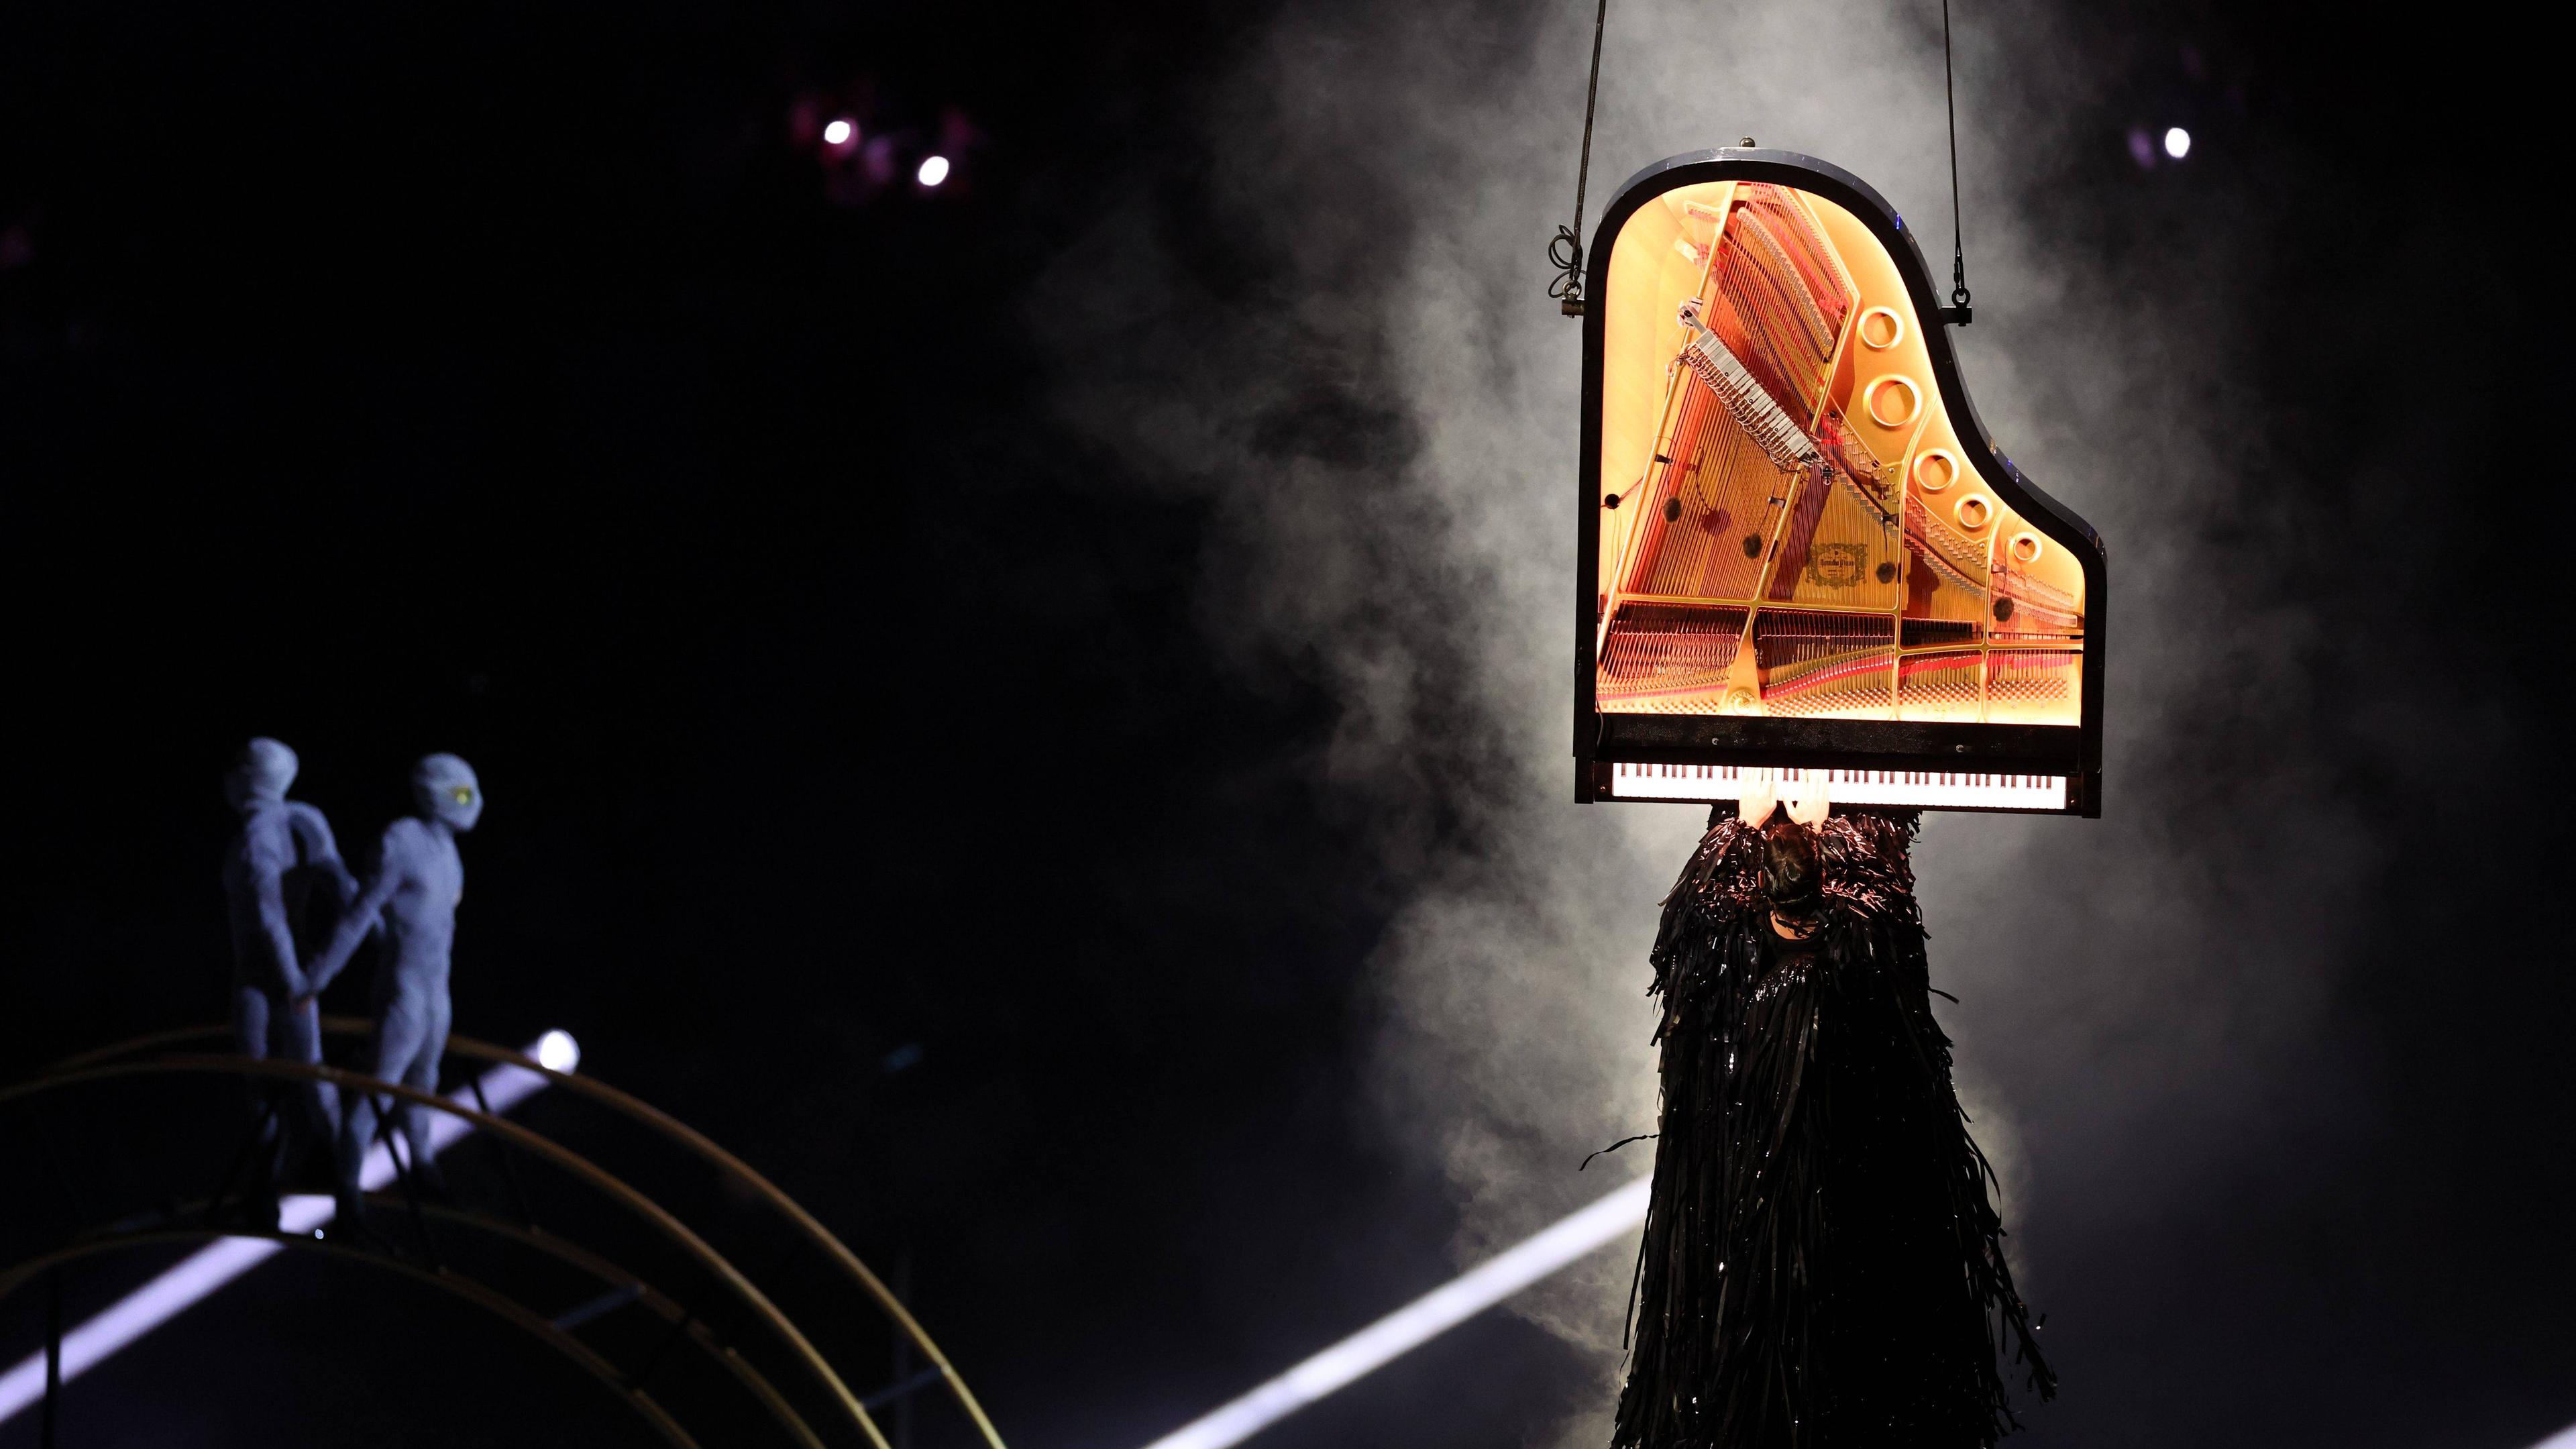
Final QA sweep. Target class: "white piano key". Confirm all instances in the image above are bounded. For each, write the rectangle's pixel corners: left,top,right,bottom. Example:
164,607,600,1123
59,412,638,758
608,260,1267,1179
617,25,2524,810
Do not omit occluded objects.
1605,763,2066,810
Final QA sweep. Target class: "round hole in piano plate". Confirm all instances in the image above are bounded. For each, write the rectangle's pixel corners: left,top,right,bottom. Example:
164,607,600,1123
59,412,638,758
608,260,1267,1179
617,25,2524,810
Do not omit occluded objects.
1741,533,1764,559
2009,531,2043,564
1864,374,1921,429
1858,306,1905,351
1953,494,1993,530
1913,448,1959,492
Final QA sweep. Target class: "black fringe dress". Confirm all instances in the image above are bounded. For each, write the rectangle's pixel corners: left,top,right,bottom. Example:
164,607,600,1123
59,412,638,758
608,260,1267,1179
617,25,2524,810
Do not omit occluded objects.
1611,810,2053,1448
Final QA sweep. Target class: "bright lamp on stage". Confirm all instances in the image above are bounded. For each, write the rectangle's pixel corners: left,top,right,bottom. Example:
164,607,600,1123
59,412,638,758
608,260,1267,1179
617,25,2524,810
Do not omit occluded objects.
535,1028,581,1072
1574,150,2107,815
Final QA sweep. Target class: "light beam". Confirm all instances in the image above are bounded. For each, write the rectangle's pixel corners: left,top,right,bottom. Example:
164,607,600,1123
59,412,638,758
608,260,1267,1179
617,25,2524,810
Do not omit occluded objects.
1137,1176,1649,1449
0,1034,574,1421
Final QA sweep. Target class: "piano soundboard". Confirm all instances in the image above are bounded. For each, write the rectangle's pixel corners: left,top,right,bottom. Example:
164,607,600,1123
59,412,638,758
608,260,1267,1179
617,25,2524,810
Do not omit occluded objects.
1605,762,2068,812
1574,150,2106,816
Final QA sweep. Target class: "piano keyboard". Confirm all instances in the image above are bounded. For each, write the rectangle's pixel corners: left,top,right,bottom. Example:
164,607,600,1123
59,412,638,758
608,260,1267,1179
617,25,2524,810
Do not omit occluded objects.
1607,763,2068,811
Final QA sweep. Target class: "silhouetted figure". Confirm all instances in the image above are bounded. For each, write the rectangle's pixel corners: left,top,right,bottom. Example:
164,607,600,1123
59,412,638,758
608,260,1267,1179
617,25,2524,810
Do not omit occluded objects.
306,753,481,1222
219,738,356,1222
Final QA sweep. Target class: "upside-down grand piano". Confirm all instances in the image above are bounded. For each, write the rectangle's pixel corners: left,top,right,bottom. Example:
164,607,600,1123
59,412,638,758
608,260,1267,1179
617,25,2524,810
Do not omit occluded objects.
1575,150,2106,815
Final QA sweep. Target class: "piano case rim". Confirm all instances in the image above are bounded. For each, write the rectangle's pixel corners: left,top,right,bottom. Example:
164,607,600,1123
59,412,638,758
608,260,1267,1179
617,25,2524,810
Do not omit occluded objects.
1573,148,2108,818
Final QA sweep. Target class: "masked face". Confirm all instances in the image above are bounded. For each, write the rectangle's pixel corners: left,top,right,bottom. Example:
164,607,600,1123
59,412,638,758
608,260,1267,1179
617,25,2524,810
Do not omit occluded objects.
411,753,484,832
223,738,299,813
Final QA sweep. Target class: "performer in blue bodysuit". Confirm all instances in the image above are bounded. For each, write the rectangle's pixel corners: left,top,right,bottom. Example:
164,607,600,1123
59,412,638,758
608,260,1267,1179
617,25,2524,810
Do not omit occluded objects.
305,753,482,1223
220,738,358,1220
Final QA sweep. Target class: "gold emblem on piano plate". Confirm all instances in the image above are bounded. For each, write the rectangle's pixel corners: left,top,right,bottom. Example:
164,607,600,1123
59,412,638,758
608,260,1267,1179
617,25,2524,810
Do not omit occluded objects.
1804,541,1868,589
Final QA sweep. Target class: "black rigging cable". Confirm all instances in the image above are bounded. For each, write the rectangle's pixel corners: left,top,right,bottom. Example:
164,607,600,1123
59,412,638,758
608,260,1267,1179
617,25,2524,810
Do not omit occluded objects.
1941,0,1973,324
1548,0,1611,315
1550,0,1978,323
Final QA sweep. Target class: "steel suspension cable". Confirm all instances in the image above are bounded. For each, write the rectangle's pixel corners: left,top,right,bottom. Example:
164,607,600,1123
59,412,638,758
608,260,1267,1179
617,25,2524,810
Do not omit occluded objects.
1943,0,1972,321
1548,0,1611,315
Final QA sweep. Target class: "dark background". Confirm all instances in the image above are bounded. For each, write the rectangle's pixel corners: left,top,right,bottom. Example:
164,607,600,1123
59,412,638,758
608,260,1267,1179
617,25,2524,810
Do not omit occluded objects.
1,1,2569,1446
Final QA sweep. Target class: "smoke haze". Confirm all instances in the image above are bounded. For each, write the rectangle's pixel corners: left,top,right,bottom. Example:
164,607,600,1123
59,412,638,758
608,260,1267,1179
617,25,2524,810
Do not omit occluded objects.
1042,1,2555,1442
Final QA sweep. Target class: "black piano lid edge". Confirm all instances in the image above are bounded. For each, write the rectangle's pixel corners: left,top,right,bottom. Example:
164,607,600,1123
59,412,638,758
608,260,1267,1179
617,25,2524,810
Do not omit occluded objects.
1572,148,2108,813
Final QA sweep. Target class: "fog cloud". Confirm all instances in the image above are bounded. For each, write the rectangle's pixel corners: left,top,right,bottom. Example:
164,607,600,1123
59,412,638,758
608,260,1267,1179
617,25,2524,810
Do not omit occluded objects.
1042,1,2385,1438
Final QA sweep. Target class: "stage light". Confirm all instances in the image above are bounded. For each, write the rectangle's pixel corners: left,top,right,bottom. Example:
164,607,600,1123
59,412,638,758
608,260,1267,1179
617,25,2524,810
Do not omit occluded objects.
917,155,950,187
0,1036,573,1422
1136,1177,1650,1449
823,118,855,147
2534,1424,2576,1449
536,1029,580,1073
2163,126,2191,160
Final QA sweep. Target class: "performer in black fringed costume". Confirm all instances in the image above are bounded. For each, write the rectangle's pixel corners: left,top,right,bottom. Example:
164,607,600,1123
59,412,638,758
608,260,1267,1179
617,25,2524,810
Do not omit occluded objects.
1612,808,2053,1448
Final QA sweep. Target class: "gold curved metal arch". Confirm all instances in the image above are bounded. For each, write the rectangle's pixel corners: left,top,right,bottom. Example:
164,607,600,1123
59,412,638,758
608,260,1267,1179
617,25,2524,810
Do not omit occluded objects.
52,1194,825,1449
40,1020,1008,1449
380,1197,830,1449
0,1230,698,1449
0,1056,893,1449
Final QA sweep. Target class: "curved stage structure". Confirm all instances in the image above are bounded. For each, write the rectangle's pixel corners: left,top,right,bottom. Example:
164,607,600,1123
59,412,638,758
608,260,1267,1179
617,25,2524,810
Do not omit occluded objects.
0,1023,1005,1448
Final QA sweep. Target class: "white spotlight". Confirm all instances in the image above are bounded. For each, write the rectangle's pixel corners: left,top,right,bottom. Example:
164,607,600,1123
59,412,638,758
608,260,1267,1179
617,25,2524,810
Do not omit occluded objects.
535,1028,581,1073
2162,126,2191,160
822,118,855,147
916,155,950,187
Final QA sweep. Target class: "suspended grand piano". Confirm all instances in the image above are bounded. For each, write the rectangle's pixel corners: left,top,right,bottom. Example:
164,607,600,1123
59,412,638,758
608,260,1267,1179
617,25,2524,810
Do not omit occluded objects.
1575,149,2106,815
